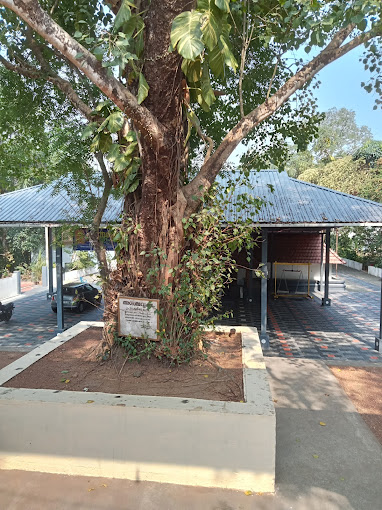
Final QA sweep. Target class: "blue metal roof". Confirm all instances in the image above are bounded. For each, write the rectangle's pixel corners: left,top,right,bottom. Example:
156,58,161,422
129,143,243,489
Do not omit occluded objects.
0,170,381,227
220,170,382,227
0,181,123,226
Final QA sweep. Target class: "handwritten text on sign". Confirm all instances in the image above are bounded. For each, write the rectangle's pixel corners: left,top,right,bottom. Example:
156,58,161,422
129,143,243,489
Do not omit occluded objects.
118,297,159,341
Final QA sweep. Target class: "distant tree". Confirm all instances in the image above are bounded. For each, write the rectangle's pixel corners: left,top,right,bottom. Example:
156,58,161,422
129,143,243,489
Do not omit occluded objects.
312,107,372,162
299,155,382,267
353,140,382,167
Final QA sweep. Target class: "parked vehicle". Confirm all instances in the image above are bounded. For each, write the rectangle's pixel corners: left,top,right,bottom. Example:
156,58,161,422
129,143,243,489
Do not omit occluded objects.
51,283,102,313
0,301,15,322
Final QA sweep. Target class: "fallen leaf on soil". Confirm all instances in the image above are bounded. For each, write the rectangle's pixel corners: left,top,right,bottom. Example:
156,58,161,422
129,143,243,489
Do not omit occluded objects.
88,488,95,492
61,370,69,374
204,374,209,378
256,492,263,496
86,400,94,404
240,400,244,403
244,490,252,496
273,399,278,403
313,454,319,458
319,421,326,426
340,477,345,481
64,379,70,384
100,484,107,488
60,378,66,382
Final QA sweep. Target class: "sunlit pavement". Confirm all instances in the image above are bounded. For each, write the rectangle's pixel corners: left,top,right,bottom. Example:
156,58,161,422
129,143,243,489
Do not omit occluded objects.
219,266,382,363
0,287,103,352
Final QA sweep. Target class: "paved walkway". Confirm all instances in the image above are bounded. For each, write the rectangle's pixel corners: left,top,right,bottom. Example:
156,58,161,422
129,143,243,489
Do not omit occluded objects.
1,357,381,509
0,287,103,352
219,266,382,363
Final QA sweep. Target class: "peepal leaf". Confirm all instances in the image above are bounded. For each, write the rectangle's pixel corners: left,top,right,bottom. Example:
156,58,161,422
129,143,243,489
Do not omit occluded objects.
137,73,149,104
113,0,132,32
171,11,204,60
107,111,125,133
215,0,230,11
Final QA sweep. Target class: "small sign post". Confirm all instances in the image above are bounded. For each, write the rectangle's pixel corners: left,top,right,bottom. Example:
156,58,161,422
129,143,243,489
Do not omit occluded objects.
118,296,159,341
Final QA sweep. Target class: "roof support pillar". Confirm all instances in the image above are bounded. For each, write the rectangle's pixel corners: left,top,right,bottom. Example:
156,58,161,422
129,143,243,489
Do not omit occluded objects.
375,277,382,351
260,228,270,348
320,232,324,292
46,227,54,298
322,228,331,306
247,244,254,303
55,238,65,332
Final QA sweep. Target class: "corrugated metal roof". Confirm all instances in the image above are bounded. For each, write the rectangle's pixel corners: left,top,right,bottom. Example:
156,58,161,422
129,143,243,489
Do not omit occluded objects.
0,170,381,227
0,181,123,225
221,170,382,226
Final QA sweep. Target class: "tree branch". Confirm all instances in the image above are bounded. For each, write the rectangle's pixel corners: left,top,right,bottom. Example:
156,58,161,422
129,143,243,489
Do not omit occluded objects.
183,26,379,213
0,0,166,149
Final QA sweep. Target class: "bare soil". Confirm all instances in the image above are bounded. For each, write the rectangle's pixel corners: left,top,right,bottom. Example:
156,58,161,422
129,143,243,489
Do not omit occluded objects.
0,351,25,370
331,366,382,445
3,327,244,402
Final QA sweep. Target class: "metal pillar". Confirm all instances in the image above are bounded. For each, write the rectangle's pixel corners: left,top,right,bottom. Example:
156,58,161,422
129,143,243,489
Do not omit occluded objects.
322,228,331,306
47,227,54,299
320,232,324,292
247,246,254,303
375,277,382,351
260,229,270,348
56,243,65,332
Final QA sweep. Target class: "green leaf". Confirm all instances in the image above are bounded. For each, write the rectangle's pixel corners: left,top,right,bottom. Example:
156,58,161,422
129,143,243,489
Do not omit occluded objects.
137,73,149,104
208,44,225,77
171,11,204,60
73,31,82,38
214,0,230,12
81,122,98,140
201,10,219,51
113,0,132,33
107,111,125,133
98,133,113,153
124,141,138,157
114,153,130,172
93,46,104,61
127,179,140,193
107,143,121,162
182,58,202,83
200,64,215,108
219,35,237,72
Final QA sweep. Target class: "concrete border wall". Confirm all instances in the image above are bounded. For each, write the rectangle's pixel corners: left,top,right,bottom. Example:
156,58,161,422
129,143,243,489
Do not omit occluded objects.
0,271,21,300
41,266,98,287
0,322,275,493
343,258,363,271
368,266,382,278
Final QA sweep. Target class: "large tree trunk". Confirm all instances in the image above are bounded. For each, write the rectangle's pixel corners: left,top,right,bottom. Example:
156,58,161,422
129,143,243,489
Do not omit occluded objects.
103,1,193,348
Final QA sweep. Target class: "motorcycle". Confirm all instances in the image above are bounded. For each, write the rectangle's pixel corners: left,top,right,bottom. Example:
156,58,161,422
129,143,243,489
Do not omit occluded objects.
0,302,15,322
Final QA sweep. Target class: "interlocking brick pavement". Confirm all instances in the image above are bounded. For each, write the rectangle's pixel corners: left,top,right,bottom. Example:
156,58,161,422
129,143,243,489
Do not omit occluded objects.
0,289,103,352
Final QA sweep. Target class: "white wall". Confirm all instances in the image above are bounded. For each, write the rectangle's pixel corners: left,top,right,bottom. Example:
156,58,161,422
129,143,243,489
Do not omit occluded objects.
272,263,323,281
368,266,382,278
41,266,99,288
0,272,21,300
342,258,363,271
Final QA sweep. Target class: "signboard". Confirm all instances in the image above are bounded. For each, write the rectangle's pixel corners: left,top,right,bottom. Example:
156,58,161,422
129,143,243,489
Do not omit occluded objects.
118,297,159,341
74,228,115,251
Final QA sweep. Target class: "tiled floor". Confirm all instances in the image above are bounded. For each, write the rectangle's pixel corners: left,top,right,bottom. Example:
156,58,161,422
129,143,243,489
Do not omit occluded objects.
0,289,103,351
1,268,381,363
218,267,382,363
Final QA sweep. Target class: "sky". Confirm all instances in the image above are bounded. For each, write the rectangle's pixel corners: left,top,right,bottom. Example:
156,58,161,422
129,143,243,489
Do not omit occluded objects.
313,46,382,140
